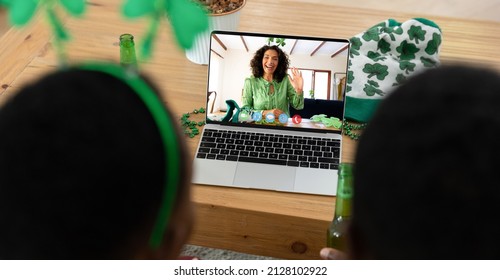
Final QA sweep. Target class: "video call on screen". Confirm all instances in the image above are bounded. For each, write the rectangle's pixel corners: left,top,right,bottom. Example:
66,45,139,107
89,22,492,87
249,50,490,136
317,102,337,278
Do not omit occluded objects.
206,31,349,132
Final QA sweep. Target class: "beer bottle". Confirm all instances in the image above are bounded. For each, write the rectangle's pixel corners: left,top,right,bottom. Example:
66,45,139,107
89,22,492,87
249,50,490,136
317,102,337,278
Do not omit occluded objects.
119,33,138,70
326,162,353,251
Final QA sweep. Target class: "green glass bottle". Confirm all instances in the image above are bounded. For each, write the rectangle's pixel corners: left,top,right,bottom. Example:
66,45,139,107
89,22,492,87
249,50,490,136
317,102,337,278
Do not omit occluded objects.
119,33,137,70
326,162,353,251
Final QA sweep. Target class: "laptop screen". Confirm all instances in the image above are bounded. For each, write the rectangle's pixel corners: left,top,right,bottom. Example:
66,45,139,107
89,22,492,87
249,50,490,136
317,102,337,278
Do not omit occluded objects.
206,31,350,133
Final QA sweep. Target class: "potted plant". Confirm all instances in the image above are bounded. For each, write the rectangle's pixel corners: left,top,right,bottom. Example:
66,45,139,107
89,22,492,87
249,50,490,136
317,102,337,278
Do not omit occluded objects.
309,89,315,99
186,0,246,65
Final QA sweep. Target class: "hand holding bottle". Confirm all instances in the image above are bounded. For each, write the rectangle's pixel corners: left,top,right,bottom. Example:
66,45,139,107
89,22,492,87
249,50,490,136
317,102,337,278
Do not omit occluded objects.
320,247,347,260
326,163,353,251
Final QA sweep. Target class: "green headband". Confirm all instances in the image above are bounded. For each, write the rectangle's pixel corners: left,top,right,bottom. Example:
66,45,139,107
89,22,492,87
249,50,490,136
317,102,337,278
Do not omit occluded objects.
76,62,181,249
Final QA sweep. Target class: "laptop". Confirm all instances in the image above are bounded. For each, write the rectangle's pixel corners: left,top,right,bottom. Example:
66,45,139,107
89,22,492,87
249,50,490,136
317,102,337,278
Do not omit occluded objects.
192,31,350,196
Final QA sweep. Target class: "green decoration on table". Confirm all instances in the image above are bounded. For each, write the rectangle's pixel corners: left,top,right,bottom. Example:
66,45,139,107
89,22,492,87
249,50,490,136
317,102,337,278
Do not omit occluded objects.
122,0,209,59
180,107,206,138
342,119,368,141
310,114,342,129
1,0,87,64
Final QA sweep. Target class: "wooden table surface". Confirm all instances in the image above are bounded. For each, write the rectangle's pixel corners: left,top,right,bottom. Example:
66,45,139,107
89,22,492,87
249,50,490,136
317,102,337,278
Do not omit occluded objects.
1,0,499,259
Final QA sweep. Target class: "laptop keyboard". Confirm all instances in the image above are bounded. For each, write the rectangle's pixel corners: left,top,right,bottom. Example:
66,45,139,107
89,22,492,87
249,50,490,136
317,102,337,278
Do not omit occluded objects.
196,129,340,169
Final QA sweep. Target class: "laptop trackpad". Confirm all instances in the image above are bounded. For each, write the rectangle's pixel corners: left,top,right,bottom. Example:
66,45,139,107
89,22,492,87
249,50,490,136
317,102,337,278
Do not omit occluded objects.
233,162,295,192
294,168,338,196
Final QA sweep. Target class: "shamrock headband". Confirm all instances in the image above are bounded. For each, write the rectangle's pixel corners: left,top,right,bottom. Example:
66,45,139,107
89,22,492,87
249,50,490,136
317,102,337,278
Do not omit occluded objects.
0,0,209,61
76,62,181,249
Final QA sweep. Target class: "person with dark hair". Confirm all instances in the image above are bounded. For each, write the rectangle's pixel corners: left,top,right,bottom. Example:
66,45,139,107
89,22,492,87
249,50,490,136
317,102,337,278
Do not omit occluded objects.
0,64,193,259
320,65,500,259
242,45,304,119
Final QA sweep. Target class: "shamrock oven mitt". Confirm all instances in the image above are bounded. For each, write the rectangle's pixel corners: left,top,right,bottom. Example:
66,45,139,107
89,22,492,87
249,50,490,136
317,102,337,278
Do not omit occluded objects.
344,18,442,123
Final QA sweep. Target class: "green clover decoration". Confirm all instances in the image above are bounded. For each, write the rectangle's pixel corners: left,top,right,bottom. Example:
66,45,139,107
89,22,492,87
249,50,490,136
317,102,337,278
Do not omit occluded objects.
2,0,84,27
310,114,342,129
1,0,209,63
122,0,209,59
1,0,86,63
267,37,286,47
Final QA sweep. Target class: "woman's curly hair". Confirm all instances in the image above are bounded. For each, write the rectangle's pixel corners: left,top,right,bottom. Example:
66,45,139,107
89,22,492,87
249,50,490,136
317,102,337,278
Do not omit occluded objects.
250,45,290,82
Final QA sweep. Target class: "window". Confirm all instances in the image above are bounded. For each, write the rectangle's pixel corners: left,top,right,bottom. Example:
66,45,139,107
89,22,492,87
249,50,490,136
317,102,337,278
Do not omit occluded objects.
291,69,332,100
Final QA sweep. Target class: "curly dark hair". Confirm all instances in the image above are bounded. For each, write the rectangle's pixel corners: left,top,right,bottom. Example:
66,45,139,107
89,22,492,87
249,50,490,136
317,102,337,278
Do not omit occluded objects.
250,45,290,82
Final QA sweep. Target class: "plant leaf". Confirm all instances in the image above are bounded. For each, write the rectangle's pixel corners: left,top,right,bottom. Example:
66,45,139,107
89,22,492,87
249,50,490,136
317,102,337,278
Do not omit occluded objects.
59,0,86,16
122,0,156,18
168,0,209,49
9,0,38,26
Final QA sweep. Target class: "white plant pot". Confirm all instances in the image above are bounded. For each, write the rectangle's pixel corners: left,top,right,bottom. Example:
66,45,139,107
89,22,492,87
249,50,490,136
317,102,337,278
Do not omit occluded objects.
186,2,245,65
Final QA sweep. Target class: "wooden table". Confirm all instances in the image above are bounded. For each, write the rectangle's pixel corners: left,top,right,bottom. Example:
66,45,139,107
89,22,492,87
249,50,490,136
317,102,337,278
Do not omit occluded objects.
1,0,499,260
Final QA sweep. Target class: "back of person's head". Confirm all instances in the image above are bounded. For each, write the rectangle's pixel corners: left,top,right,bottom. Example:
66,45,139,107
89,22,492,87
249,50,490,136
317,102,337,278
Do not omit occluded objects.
350,65,500,259
0,66,192,259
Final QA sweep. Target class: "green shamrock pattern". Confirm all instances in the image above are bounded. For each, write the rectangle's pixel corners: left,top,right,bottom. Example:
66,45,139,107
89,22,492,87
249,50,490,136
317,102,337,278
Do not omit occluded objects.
344,18,442,122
